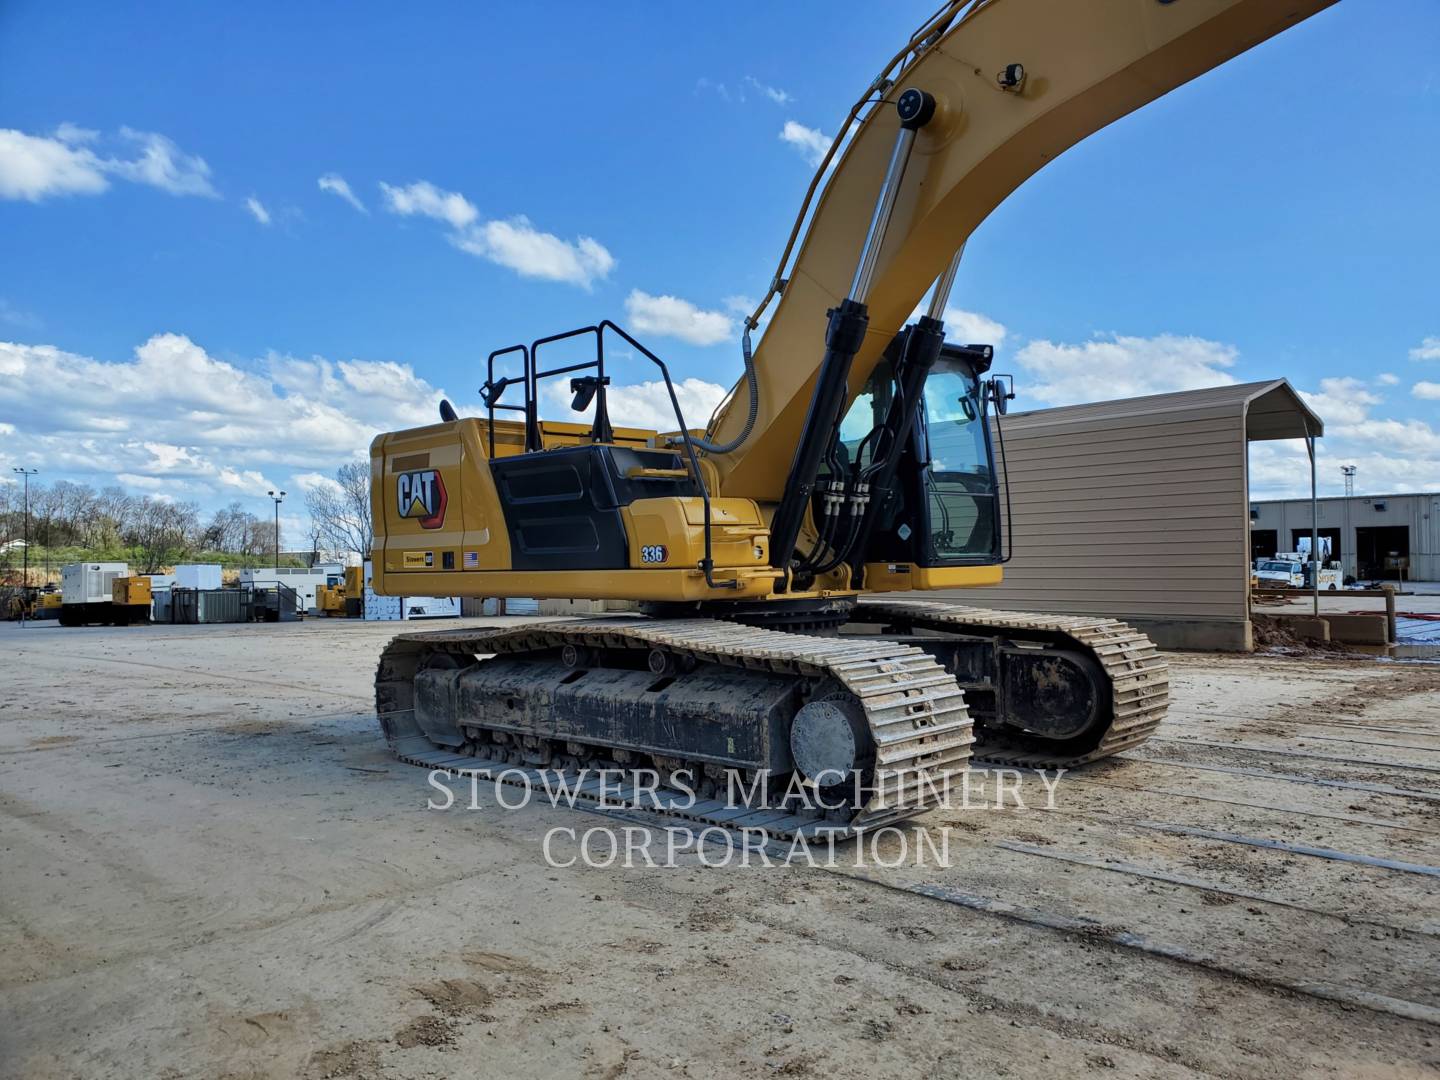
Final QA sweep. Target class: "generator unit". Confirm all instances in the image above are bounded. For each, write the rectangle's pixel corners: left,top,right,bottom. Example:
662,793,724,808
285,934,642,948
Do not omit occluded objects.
60,562,148,626
111,576,153,615
238,566,342,613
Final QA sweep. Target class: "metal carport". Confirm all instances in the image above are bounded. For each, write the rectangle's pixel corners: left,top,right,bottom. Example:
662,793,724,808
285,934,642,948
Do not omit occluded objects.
941,380,1322,651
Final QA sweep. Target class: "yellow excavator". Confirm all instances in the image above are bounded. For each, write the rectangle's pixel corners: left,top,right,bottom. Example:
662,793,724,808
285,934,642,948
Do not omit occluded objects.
370,0,1334,839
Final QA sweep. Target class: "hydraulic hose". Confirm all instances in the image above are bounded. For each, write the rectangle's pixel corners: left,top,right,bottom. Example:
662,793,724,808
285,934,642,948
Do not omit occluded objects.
683,324,758,455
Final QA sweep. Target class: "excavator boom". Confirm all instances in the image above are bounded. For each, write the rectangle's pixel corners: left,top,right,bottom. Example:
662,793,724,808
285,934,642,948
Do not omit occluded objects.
710,0,1336,499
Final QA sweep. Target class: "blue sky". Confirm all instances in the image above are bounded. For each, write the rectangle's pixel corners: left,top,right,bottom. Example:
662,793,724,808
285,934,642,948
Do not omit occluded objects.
2,0,1439,539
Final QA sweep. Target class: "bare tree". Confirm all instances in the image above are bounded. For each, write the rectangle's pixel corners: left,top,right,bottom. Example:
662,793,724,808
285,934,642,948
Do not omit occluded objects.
129,498,201,573
50,481,98,547
95,487,136,547
305,462,372,559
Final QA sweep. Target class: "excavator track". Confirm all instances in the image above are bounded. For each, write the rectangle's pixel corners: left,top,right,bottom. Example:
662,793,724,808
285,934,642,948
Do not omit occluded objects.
856,600,1169,767
375,617,973,841
374,601,1166,840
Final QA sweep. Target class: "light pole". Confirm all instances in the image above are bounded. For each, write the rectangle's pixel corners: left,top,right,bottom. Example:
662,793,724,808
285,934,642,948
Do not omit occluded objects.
12,467,38,623
267,490,286,566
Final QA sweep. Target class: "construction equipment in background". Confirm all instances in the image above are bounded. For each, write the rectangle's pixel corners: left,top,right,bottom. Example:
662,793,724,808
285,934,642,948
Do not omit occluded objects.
112,576,153,616
238,565,343,614
4,585,60,621
59,563,150,626
317,565,365,618
33,588,63,620
368,0,1335,840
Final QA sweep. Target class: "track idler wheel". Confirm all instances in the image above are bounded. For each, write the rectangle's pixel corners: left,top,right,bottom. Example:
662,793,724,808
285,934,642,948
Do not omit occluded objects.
789,693,873,788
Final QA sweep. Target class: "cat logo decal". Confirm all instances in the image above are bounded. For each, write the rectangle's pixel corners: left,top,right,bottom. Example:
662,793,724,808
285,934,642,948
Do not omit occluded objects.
396,469,447,529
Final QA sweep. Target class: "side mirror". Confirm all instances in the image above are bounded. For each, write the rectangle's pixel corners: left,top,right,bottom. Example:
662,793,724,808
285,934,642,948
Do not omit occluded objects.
987,375,1015,416
570,375,610,412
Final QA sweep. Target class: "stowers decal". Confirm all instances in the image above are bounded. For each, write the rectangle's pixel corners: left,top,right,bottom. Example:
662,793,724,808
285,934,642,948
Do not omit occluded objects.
397,469,448,529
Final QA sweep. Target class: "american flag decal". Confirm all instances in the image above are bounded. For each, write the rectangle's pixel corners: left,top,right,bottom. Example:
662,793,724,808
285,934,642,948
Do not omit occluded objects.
463,550,479,568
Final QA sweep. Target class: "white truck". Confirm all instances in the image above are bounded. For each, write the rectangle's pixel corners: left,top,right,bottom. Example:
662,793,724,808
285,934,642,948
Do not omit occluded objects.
1253,557,1340,590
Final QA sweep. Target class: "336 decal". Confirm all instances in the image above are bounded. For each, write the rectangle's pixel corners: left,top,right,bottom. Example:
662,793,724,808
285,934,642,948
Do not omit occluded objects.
640,544,668,564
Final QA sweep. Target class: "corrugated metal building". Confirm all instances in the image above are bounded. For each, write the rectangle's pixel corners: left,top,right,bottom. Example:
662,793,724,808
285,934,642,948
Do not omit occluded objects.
937,380,1322,651
1251,492,1439,583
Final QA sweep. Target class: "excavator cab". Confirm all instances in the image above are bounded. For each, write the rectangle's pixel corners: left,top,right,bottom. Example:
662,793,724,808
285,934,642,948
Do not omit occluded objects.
838,341,1006,576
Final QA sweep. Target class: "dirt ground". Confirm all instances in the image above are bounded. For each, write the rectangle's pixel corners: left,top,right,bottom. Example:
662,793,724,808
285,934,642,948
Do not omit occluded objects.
2,617,1439,1079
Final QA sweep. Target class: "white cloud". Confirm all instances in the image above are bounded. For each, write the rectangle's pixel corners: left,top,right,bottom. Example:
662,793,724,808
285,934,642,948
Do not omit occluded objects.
724,294,772,331
318,173,367,213
1335,417,1440,456
116,473,180,492
0,124,216,201
1015,333,1236,407
908,303,1008,348
700,76,793,106
378,177,614,289
0,128,110,200
217,466,273,491
108,128,217,197
0,298,40,329
780,121,830,167
1377,372,1400,386
695,77,732,102
1298,376,1381,426
244,196,271,225
453,216,615,288
1253,440,1440,498
54,122,98,145
1410,336,1440,362
379,180,477,229
541,377,729,432
0,333,461,505
744,76,793,105
1413,381,1440,401
1249,373,1440,498
942,308,1008,348
624,290,732,346
293,471,343,494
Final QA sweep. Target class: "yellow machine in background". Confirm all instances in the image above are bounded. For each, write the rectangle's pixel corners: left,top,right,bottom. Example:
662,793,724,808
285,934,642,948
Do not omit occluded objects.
368,0,1336,841
316,565,364,617
112,576,152,610
110,577,152,625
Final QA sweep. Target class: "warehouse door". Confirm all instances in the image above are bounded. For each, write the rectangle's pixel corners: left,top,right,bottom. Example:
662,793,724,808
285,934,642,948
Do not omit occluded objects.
1356,525,1410,580
1250,529,1277,562
1291,527,1341,561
